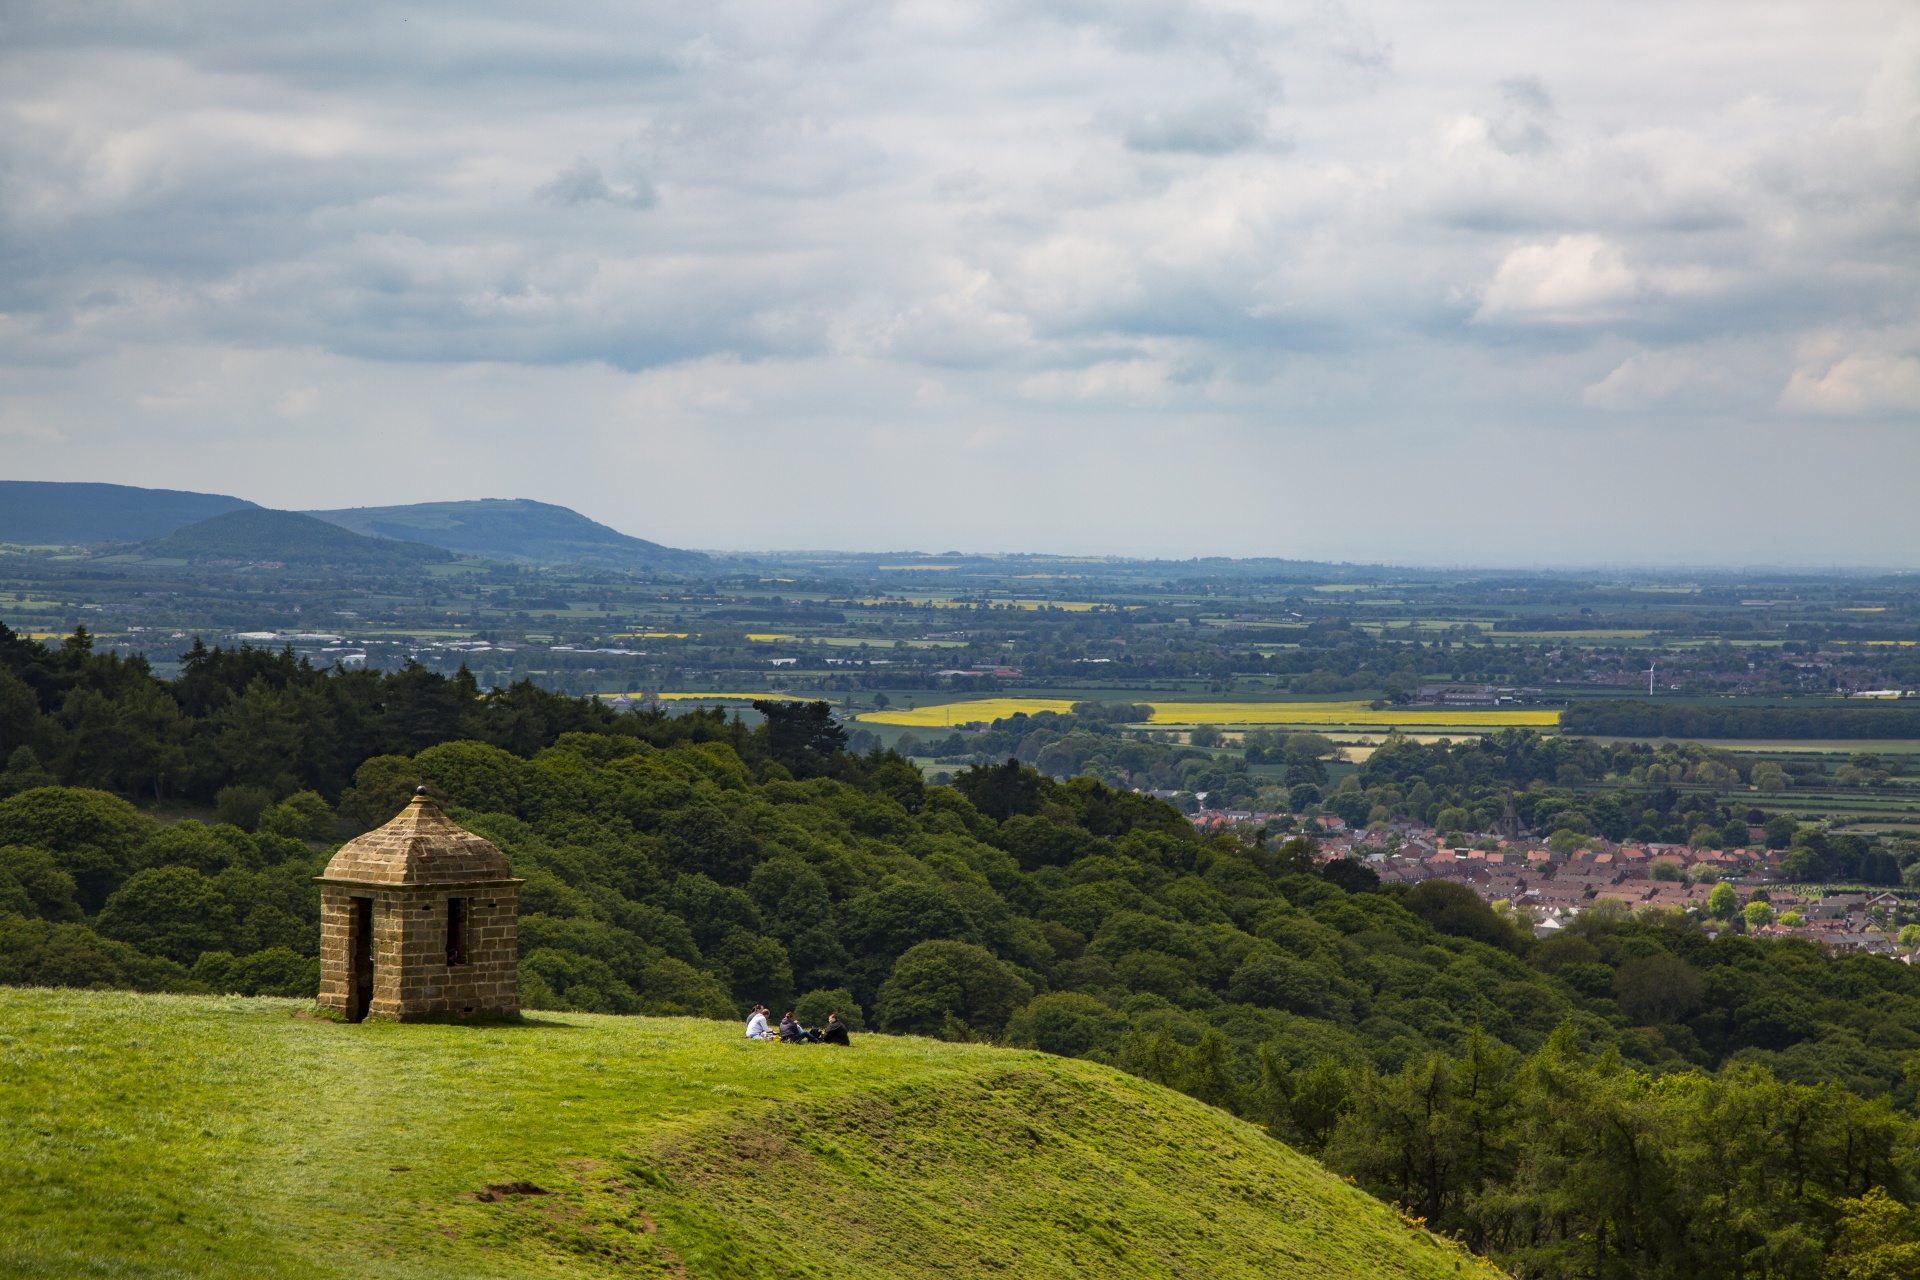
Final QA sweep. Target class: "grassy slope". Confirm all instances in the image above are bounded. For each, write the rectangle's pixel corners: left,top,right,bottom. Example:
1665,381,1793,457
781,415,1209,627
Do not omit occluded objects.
0,990,1498,1280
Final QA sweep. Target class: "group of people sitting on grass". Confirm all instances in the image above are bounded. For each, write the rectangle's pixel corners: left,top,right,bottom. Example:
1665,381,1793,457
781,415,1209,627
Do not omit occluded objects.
744,1004,851,1046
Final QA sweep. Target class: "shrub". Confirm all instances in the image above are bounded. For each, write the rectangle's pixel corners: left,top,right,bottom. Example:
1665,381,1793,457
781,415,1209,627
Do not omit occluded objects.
214,785,275,833
413,740,527,813
0,917,188,991
1547,829,1590,855
140,821,257,874
794,987,865,1032
840,880,978,960
1404,880,1526,953
0,871,31,918
631,957,737,1019
1613,954,1704,1026
0,747,56,797
191,948,320,997
0,787,152,912
1227,949,1341,1017
1319,858,1379,895
95,866,232,965
0,846,81,921
1006,992,1127,1058
520,948,639,1014
1327,793,1372,829
337,756,428,829
876,940,1033,1038
257,791,335,841
665,874,764,952
704,927,793,1012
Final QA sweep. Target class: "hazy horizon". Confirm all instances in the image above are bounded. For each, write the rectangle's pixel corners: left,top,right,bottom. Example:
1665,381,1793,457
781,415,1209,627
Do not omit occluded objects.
2,1,1915,565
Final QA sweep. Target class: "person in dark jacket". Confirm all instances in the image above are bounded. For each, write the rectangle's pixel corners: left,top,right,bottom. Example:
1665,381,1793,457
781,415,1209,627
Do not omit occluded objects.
778,1012,803,1042
822,1013,850,1046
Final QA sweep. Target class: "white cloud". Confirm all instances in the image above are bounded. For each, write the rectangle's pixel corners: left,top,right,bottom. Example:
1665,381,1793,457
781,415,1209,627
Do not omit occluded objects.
1583,351,1703,409
274,385,319,416
1018,357,1174,403
1477,236,1638,321
1781,351,1920,414
1579,345,1770,411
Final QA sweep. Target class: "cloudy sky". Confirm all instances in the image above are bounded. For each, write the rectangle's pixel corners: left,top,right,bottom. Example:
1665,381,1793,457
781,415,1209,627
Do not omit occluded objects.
2,1,1916,564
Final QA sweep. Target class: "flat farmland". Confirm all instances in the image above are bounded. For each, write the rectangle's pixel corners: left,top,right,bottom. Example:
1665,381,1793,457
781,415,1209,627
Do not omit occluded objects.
1584,737,1920,755
1140,701,1561,728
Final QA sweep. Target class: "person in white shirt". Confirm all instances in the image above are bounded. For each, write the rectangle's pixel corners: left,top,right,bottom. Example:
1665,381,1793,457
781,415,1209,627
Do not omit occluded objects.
744,1005,774,1039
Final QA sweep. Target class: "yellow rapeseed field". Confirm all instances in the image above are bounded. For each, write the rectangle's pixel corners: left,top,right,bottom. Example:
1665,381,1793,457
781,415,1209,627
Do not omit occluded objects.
858,699,1558,728
858,699,1077,726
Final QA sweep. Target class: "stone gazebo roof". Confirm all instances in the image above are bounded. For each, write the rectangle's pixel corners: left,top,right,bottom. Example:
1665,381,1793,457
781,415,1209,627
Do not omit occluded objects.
319,789,516,886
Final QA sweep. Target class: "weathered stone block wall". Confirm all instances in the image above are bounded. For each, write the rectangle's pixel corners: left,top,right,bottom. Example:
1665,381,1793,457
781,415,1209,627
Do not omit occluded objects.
317,882,519,1021
316,889,358,1016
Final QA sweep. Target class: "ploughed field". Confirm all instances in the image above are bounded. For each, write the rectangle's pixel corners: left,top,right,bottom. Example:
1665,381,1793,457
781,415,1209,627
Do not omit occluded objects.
0,988,1497,1279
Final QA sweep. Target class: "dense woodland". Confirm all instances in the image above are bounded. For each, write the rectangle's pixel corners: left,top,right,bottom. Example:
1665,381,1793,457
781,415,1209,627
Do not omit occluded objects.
6,625,1920,1278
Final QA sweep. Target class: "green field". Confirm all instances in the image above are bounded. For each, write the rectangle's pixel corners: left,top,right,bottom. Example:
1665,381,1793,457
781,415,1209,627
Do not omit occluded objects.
0,989,1496,1280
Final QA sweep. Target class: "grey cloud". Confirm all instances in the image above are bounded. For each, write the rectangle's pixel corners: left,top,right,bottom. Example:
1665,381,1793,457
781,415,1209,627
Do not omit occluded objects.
538,159,657,208
1489,77,1555,155
1500,77,1552,115
0,0,1916,560
1119,100,1279,154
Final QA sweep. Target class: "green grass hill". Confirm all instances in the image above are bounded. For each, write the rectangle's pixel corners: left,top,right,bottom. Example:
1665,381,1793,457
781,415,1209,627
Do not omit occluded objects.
135,509,456,569
307,498,711,572
1,988,1498,1280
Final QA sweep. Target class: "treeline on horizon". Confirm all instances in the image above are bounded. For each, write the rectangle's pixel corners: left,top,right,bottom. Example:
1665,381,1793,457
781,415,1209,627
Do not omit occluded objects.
0,623,628,803
1563,700,1920,740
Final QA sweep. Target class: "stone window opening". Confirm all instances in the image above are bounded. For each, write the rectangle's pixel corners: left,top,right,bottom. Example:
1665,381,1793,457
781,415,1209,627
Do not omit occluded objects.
446,897,471,967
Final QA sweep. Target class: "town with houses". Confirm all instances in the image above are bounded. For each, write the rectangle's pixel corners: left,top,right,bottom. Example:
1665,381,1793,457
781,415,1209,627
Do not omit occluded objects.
1188,806,1910,955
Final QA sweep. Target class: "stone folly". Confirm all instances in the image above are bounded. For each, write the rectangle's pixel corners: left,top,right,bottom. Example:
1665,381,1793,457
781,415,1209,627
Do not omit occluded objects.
316,788,522,1022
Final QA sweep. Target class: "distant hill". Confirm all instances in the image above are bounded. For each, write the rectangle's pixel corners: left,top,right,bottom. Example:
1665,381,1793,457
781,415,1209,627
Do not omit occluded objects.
2,989,1495,1280
0,480,257,545
139,509,455,569
307,498,710,571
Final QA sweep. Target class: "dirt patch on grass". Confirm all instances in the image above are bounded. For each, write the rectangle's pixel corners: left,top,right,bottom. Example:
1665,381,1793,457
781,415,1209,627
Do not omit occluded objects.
471,1180,547,1201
